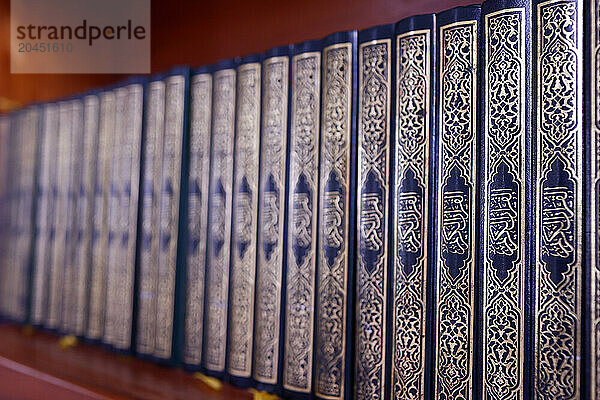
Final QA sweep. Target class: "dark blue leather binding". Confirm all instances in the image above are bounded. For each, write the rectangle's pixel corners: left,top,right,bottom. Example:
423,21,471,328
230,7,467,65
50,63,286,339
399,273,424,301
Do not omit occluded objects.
313,30,357,400
252,44,293,396
182,64,214,373
585,0,596,398
135,71,168,363
101,76,146,355
532,0,583,398
203,57,239,379
355,23,394,400
478,0,532,399
30,103,59,328
281,37,322,400
432,5,480,400
226,52,263,389
390,14,436,400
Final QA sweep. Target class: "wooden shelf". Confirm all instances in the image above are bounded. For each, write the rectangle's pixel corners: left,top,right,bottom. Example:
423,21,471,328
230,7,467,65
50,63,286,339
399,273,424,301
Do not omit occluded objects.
0,323,252,400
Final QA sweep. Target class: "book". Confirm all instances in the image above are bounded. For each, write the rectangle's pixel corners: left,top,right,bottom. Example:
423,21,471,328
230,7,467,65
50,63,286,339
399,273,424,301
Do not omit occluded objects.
103,81,144,352
479,0,532,399
30,104,59,327
47,100,74,330
252,45,292,393
182,66,213,368
355,23,394,400
153,68,190,362
136,74,166,358
533,0,583,398
71,94,100,336
433,6,480,400
227,54,261,385
203,59,237,377
589,0,599,398
391,14,436,400
60,98,83,334
8,107,40,323
0,116,12,318
313,30,357,400
87,90,116,341
282,38,322,398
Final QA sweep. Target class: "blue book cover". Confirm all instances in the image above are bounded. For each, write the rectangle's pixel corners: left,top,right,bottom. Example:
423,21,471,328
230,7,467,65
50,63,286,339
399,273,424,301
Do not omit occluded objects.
136,73,166,358
102,79,144,353
433,5,480,400
282,37,322,399
355,23,394,400
31,104,59,327
313,29,357,400
479,0,532,399
227,54,262,387
182,65,213,369
87,89,116,342
532,0,583,398
154,67,191,364
203,59,237,378
252,44,292,395
391,14,436,400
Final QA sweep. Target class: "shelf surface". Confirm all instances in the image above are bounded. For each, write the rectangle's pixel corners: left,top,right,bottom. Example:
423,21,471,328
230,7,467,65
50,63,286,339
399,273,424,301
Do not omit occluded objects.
0,323,252,400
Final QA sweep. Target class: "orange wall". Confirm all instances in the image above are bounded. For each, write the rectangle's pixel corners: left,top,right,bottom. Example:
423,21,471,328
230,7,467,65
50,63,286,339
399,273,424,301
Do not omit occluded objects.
0,0,473,109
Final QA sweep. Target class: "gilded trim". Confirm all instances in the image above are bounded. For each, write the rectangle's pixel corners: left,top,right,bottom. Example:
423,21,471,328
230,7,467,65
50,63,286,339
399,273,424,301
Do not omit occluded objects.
535,0,582,398
137,80,166,355
184,73,213,365
392,29,431,400
435,20,477,400
205,68,236,371
483,9,526,400
228,62,261,377
314,42,352,400
356,38,391,400
283,51,321,393
253,55,289,384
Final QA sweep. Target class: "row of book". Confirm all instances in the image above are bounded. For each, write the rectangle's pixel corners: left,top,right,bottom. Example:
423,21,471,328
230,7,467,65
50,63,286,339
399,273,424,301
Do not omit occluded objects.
0,0,598,398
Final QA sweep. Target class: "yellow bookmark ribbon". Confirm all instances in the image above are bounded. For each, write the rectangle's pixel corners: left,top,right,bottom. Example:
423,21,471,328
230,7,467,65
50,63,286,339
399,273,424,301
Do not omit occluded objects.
248,388,280,400
58,335,78,349
193,372,223,391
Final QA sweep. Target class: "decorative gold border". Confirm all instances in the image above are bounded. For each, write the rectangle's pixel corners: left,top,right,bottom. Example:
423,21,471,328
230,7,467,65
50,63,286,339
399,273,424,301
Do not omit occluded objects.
355,38,391,400
183,73,213,365
392,28,431,400
434,19,477,400
228,62,261,377
314,41,352,400
534,0,582,398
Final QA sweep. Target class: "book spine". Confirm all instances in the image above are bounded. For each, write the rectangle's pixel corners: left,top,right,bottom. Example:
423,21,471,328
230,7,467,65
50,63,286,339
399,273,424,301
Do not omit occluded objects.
355,25,393,400
15,108,39,323
227,59,261,383
433,6,480,400
104,83,144,351
204,64,236,375
391,15,436,400
87,91,115,341
590,0,599,398
47,101,73,330
31,105,57,326
479,0,532,399
253,50,290,391
137,79,166,356
313,31,357,400
154,73,188,361
72,95,100,337
0,117,9,318
103,87,128,347
533,0,583,398
183,71,213,367
282,41,321,397
61,100,83,334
